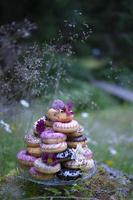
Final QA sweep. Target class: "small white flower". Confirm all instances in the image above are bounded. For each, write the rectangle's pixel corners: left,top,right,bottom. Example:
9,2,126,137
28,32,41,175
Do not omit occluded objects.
88,138,98,146
0,120,12,133
20,99,29,108
109,147,117,155
81,112,89,118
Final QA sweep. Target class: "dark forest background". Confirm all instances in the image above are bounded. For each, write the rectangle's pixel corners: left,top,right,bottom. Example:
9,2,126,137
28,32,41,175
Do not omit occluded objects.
1,0,133,65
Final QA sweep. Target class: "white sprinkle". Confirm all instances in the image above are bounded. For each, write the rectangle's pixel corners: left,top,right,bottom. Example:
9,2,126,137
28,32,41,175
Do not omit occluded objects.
88,138,98,146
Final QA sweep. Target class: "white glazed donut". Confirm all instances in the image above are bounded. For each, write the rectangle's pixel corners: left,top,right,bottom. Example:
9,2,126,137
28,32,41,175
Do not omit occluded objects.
63,159,94,170
34,158,61,174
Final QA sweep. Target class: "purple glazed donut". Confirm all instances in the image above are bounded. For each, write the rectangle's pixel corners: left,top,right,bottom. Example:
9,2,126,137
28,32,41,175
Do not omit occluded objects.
17,150,36,167
40,129,67,144
29,167,54,180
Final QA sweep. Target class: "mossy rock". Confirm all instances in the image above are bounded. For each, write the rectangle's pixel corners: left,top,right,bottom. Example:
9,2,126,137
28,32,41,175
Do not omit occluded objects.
0,164,132,200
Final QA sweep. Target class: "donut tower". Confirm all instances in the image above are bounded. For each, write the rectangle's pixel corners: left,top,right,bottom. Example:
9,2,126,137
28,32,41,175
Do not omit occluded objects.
17,99,94,181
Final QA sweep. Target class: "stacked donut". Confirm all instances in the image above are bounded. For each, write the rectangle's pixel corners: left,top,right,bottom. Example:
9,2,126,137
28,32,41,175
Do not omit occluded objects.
33,128,68,180
17,131,42,169
17,99,94,181
17,117,45,176
49,100,94,180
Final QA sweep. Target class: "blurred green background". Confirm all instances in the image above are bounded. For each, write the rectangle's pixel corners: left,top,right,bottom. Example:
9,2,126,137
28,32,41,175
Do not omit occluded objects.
0,0,133,179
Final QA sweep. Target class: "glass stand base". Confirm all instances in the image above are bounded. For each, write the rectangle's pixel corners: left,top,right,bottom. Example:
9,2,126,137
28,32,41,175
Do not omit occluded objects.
17,164,97,186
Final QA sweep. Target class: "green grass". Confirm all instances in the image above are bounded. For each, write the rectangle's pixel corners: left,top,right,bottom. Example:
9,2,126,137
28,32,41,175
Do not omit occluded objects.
0,100,133,177
0,104,45,178
76,104,133,173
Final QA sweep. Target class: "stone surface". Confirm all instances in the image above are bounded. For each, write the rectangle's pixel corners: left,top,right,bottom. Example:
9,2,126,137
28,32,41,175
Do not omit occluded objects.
0,164,132,200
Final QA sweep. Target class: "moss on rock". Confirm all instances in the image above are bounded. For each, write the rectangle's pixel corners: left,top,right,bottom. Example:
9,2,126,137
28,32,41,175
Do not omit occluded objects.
0,165,132,200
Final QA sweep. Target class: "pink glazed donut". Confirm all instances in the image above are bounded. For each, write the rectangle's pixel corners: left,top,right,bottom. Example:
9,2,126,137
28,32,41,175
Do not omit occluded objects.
40,129,67,144
17,150,36,167
53,120,79,133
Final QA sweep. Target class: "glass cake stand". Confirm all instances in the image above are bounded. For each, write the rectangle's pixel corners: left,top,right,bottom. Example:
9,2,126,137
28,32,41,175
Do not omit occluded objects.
17,163,97,186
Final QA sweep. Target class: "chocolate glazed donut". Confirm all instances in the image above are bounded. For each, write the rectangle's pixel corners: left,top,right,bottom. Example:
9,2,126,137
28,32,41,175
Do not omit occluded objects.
56,148,74,162
57,168,82,180
67,135,87,142
67,135,88,148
